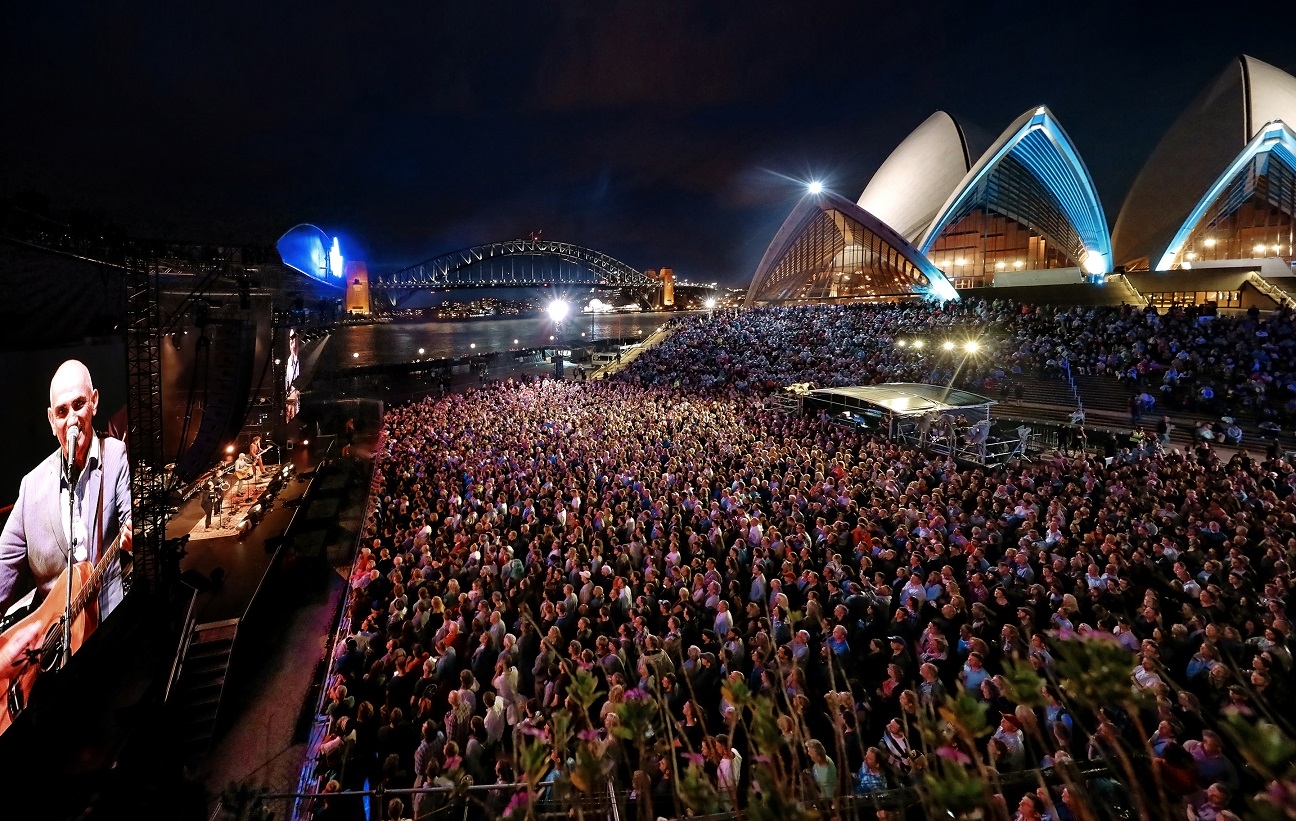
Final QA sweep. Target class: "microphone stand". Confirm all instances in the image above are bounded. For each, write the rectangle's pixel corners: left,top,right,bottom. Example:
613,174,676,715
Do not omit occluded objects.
62,443,76,670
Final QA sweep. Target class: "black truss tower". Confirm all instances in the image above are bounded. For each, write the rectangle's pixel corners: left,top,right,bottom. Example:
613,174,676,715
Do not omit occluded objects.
126,255,171,594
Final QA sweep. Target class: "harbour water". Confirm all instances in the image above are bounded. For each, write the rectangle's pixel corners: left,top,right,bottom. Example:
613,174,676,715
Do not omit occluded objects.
323,311,677,370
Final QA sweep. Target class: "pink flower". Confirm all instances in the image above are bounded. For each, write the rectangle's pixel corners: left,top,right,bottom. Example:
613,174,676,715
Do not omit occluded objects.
503,791,530,818
935,746,971,765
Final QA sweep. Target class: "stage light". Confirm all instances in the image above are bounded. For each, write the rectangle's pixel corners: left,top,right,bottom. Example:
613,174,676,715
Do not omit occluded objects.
302,439,310,446
418,347,425,355
912,340,924,349
1185,252,1197,260
807,181,824,195
513,339,519,345
995,262,1006,271
1013,260,1025,270
1204,238,1216,247
896,339,907,347
226,444,235,454
942,341,955,351
353,352,360,358
704,298,717,311
1255,244,1268,254
549,335,555,341
274,358,281,365
547,299,569,322
954,257,966,266
470,343,476,349
1082,251,1107,275
964,340,981,353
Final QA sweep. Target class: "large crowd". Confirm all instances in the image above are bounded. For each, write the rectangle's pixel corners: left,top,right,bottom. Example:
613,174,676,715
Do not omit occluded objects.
309,301,1296,821
621,301,1296,430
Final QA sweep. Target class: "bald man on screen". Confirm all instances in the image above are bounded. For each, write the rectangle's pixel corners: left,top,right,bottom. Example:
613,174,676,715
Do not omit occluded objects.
0,360,132,622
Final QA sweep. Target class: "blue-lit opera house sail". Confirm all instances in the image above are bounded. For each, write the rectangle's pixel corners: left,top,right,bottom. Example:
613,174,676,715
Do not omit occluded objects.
745,190,958,306
1114,55,1296,274
917,106,1111,288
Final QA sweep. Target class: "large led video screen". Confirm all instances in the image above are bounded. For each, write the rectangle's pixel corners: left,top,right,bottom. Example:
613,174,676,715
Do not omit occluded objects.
0,342,130,737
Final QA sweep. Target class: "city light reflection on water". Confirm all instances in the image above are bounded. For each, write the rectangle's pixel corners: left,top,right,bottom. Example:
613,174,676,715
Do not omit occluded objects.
327,312,674,368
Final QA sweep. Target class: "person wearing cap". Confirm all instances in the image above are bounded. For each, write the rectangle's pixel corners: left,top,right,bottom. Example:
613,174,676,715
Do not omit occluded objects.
992,712,1026,770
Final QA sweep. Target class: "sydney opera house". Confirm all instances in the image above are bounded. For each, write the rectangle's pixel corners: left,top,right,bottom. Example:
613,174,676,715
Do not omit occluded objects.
747,55,1296,311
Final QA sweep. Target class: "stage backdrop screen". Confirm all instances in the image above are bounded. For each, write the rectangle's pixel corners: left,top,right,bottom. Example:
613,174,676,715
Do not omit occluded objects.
0,341,131,736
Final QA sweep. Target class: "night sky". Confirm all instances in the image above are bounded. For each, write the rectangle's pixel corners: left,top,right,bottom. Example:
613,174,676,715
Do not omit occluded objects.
2,2,1292,285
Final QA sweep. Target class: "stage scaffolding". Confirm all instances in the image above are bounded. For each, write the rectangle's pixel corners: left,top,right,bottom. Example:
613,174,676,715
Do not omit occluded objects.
800,383,1035,467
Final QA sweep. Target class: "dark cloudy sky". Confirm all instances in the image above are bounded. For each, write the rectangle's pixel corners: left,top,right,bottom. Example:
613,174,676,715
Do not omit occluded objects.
2,1,1292,285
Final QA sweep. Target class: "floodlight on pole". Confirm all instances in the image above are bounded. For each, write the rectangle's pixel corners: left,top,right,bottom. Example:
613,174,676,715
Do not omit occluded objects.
547,299,570,323
807,181,824,195
704,298,717,311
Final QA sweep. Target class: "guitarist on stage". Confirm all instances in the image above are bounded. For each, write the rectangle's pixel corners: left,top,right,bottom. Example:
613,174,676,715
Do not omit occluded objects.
0,360,133,626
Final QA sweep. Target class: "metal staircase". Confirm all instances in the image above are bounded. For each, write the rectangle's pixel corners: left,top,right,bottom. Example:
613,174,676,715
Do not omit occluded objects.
168,617,239,759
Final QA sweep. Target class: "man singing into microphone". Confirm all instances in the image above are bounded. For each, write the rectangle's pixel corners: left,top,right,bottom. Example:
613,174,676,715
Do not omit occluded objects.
0,360,132,624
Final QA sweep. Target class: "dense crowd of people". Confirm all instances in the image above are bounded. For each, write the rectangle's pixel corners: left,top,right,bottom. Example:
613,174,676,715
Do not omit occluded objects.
620,301,1296,431
309,301,1295,821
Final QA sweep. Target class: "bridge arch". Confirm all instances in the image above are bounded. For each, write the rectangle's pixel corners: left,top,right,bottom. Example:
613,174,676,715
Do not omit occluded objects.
372,239,653,295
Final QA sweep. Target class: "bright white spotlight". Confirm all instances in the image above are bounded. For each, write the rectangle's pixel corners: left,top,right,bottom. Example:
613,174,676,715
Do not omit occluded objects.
942,341,955,351
704,298,717,310
807,181,824,195
1203,238,1216,248
547,300,570,322
352,352,359,358
1082,251,1107,275
964,340,981,353
418,347,425,355
470,343,476,349
896,339,907,348
912,340,924,349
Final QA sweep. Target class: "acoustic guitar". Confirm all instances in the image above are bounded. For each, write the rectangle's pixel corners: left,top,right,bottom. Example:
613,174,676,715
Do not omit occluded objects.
0,530,124,735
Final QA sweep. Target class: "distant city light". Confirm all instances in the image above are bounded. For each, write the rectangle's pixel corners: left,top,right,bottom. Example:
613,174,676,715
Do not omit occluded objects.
807,181,824,195
547,299,570,323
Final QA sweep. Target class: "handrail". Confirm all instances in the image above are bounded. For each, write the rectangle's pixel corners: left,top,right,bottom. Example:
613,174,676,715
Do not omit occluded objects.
164,587,200,702
292,442,383,821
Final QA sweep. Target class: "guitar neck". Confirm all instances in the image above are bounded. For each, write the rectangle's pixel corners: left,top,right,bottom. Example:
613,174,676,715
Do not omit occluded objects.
71,532,123,617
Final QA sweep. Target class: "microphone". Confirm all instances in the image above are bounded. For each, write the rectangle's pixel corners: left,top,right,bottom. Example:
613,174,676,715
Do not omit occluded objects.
65,423,81,481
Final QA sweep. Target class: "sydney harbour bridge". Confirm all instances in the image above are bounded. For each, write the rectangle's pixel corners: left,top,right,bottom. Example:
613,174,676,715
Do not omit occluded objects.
369,237,661,307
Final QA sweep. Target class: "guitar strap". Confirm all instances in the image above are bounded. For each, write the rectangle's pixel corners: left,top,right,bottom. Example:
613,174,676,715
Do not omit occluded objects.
96,433,106,561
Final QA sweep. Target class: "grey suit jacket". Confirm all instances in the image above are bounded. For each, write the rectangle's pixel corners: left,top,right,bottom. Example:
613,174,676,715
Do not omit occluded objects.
0,434,131,619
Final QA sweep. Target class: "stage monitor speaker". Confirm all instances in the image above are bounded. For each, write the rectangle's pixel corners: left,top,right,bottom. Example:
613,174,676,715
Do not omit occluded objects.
175,319,257,485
